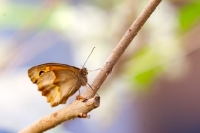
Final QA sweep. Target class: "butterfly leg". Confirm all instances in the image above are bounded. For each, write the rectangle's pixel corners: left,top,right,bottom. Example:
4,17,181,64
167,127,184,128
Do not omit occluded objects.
86,83,99,96
78,113,90,119
76,95,87,101
76,89,84,100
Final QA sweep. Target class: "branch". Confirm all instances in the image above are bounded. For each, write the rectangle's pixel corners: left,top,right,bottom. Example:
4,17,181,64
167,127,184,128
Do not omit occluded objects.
20,0,162,132
20,97,100,133
83,0,162,98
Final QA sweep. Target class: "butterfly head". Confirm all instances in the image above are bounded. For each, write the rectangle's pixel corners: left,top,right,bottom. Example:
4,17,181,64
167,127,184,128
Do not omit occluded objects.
80,67,88,75
78,67,88,86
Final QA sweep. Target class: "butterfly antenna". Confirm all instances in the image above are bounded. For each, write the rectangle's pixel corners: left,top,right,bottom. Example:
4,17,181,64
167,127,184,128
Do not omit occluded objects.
87,83,99,96
88,68,101,72
82,47,95,68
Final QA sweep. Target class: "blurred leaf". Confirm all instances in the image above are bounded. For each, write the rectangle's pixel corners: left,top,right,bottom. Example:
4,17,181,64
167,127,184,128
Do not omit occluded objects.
0,4,34,28
0,3,59,29
178,1,200,32
134,66,162,88
127,45,164,89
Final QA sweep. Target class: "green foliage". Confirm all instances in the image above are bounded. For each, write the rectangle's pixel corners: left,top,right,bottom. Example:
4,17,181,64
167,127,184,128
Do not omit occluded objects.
0,4,34,27
178,1,200,32
0,3,58,29
127,46,164,89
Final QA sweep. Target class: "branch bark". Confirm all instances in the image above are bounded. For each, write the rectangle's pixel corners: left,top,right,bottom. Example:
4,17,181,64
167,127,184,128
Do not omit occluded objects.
20,0,162,132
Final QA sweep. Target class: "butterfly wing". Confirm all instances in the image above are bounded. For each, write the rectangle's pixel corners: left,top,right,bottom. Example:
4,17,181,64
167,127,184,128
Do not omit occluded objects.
28,63,86,107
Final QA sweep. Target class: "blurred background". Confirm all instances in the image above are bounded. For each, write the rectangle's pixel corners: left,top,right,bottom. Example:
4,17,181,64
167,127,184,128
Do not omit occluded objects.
0,0,200,133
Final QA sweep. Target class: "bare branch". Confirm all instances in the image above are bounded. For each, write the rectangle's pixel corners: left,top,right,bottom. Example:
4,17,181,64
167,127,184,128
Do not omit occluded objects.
20,96,100,133
20,0,162,132
83,0,162,98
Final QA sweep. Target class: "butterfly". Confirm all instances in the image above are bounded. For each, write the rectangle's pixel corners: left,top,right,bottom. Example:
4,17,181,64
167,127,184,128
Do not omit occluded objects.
28,63,88,107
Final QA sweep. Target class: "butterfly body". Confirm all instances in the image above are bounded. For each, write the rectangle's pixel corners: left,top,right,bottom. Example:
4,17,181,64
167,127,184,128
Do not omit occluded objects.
28,63,88,107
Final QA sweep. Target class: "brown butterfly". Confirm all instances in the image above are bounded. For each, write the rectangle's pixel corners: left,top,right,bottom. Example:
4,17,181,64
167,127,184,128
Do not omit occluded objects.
28,48,96,107
28,63,88,107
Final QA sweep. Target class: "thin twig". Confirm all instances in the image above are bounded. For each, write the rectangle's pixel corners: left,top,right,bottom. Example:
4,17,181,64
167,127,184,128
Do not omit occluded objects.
83,0,162,98
19,0,162,132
